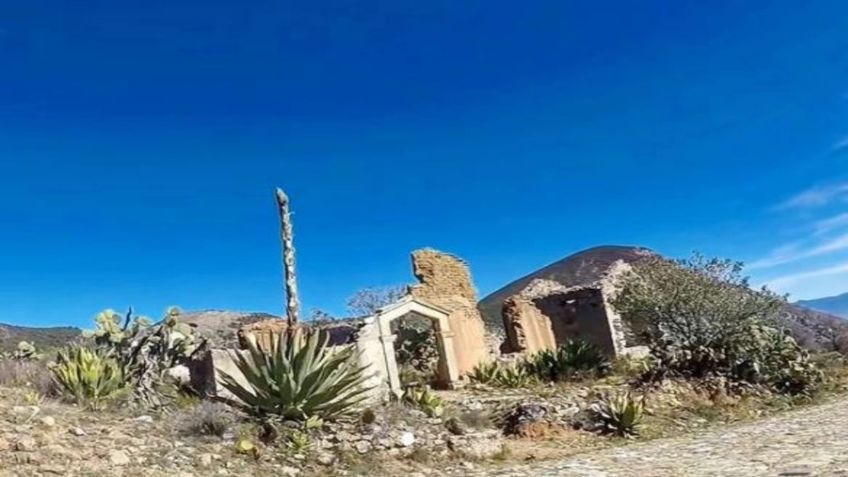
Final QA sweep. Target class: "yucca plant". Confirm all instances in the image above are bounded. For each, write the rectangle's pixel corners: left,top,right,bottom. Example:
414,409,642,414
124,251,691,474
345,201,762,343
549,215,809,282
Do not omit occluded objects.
524,340,609,382
494,364,535,388
218,328,373,421
51,346,125,410
402,386,445,417
590,391,645,437
469,361,501,384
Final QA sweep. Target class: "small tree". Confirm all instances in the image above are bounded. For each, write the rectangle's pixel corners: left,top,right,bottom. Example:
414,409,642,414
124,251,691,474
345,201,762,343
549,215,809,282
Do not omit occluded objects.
612,253,820,393
345,285,407,316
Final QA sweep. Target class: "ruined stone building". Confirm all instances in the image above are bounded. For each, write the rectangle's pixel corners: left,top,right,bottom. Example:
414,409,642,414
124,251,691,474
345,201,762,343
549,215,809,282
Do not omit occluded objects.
479,246,654,358
216,248,491,399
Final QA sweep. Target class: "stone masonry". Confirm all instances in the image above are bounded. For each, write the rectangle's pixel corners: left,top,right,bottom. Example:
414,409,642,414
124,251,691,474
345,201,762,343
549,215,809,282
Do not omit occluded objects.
409,248,490,375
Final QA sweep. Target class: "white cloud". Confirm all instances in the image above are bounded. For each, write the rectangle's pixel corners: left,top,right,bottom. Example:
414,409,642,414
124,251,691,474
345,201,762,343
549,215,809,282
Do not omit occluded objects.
773,182,848,211
765,261,848,290
748,232,848,270
814,212,848,235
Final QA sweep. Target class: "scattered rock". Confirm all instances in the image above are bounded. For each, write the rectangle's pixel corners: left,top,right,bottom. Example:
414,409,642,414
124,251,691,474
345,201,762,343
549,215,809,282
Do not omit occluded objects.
502,403,549,436
355,440,372,454
280,465,300,476
69,427,86,436
398,432,416,447
38,416,56,428
198,453,214,466
447,433,504,459
14,436,38,452
109,449,131,466
0,437,9,451
134,415,154,424
316,452,336,466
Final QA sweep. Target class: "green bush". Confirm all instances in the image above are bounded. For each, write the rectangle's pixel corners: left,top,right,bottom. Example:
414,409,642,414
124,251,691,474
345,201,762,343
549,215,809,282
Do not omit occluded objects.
613,253,822,395
51,346,125,410
590,391,645,437
219,329,372,421
523,340,609,382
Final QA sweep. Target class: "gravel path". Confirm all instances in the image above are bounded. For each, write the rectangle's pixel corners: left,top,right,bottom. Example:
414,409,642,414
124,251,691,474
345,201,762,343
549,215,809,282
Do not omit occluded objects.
469,398,848,477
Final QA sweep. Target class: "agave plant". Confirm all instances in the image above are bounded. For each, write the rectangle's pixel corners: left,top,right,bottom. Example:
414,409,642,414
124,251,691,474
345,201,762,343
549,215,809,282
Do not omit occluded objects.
218,328,373,421
402,386,445,417
590,391,645,437
494,364,535,388
51,346,125,410
524,340,609,382
469,361,502,384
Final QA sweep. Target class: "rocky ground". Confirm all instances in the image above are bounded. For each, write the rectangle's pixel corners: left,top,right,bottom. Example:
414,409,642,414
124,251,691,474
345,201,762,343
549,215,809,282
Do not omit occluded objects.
463,396,848,476
2,376,846,477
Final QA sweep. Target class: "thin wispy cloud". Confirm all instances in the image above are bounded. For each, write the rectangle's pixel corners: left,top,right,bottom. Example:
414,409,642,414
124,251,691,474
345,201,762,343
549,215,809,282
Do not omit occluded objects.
766,261,848,290
814,212,848,235
773,182,848,211
748,232,848,270
832,135,848,152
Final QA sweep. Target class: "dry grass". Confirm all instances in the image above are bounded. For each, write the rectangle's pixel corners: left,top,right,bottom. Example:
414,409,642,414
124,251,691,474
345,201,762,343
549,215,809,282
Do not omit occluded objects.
0,359,57,396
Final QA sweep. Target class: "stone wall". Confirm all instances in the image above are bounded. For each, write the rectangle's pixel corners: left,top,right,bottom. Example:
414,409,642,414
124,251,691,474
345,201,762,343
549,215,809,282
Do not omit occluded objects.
501,278,622,357
409,249,489,374
502,295,557,354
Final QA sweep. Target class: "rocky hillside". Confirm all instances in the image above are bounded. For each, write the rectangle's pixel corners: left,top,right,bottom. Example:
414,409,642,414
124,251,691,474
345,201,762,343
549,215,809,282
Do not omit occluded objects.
797,292,848,319
0,323,81,353
180,310,280,348
478,245,848,351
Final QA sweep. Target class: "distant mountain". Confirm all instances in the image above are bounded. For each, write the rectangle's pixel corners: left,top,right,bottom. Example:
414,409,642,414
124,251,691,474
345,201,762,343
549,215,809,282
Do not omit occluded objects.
796,292,848,319
478,245,848,351
0,323,82,353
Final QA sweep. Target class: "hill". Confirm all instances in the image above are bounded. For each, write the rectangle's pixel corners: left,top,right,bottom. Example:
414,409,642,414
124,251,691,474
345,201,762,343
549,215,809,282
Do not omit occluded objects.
797,292,848,319
478,245,654,330
180,310,280,348
478,245,848,351
0,323,81,353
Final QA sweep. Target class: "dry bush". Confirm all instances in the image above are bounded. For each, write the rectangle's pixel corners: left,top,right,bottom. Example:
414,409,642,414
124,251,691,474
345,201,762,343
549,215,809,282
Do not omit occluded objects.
0,359,57,396
175,401,236,438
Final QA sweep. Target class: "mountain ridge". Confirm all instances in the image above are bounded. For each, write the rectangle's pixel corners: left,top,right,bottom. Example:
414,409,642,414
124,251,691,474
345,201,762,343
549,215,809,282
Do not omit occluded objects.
797,292,848,319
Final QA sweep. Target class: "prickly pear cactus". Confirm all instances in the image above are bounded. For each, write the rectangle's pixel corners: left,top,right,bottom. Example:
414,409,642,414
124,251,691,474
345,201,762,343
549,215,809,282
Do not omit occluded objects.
88,306,208,408
10,341,39,361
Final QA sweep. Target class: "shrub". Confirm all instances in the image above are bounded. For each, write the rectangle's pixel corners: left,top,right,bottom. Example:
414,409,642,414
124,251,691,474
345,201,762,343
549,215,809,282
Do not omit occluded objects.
175,401,234,438
612,253,821,394
218,328,372,421
0,359,57,396
523,340,609,382
401,386,445,417
88,307,209,408
590,391,645,437
51,346,124,410
393,319,439,383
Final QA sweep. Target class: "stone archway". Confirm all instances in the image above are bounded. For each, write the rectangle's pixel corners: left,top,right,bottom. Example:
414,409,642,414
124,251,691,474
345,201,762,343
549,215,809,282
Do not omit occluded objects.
370,297,460,396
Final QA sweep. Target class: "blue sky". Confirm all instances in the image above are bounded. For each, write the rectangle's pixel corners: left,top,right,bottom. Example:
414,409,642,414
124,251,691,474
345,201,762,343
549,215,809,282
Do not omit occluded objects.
1,1,847,329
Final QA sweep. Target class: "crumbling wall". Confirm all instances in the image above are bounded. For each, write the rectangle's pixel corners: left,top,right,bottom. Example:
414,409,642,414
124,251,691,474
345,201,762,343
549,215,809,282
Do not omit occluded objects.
502,295,557,354
501,278,621,357
535,287,617,355
409,249,489,374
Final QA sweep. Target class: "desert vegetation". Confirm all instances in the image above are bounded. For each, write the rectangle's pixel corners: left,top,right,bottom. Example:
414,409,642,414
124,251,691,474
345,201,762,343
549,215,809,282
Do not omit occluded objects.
3,252,848,476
